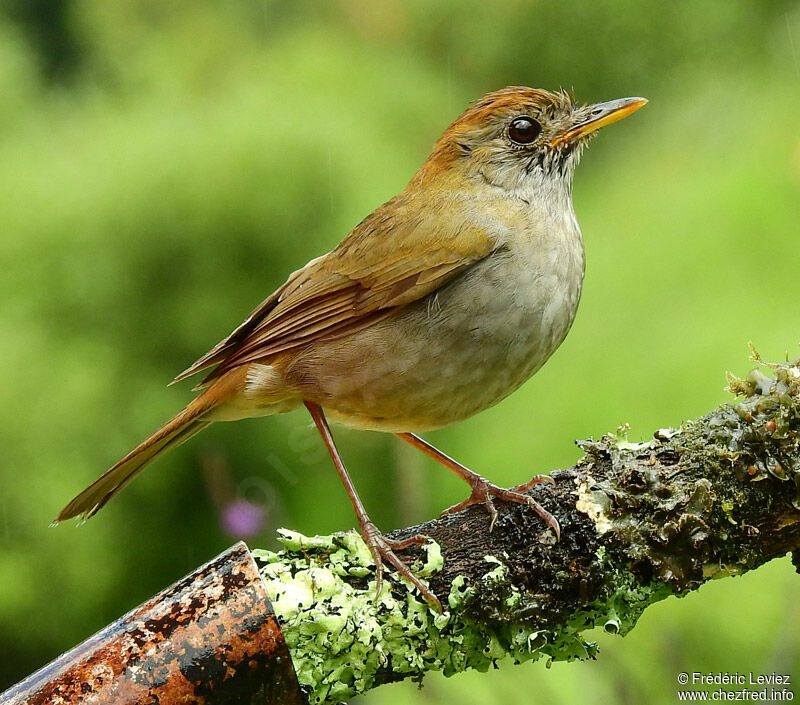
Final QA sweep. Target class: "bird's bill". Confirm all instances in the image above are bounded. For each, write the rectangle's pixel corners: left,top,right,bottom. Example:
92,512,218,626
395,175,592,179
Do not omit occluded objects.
550,96,648,146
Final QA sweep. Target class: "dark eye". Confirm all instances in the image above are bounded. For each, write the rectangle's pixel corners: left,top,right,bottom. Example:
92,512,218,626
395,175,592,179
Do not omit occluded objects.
508,116,541,145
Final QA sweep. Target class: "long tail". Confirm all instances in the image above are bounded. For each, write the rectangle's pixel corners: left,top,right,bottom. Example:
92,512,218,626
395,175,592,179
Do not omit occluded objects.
54,391,220,524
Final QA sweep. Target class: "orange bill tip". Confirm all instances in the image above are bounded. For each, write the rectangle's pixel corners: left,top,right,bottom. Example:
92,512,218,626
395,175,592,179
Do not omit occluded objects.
551,96,648,147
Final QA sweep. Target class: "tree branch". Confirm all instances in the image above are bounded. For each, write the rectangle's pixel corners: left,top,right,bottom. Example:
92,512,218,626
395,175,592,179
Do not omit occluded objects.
5,355,800,705
255,355,800,705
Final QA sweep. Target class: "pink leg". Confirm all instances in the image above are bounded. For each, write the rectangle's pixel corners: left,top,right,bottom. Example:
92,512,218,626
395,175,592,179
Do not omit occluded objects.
396,432,560,538
305,402,441,611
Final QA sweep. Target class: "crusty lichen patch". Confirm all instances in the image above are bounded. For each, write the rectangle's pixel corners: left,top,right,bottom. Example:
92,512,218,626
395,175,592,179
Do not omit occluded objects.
254,532,545,704
575,478,614,534
253,528,674,705
253,530,680,704
575,351,800,590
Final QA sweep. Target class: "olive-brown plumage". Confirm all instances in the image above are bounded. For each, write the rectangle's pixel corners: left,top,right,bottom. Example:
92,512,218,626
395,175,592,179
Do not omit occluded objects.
56,87,646,609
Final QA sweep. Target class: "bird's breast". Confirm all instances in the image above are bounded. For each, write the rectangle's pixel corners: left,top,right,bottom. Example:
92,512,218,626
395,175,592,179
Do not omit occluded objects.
429,209,585,393
293,205,586,432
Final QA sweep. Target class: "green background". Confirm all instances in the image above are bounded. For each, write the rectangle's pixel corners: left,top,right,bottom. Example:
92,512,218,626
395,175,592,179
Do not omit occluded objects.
1,1,799,702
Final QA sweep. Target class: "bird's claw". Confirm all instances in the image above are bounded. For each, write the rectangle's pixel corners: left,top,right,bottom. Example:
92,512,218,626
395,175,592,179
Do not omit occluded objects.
359,521,442,612
441,474,560,538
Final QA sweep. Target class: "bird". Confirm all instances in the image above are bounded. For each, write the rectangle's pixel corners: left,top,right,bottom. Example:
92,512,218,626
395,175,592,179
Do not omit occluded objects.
55,86,646,610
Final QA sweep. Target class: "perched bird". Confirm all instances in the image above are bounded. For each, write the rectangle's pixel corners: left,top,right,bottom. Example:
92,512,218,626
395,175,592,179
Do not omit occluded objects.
55,87,646,610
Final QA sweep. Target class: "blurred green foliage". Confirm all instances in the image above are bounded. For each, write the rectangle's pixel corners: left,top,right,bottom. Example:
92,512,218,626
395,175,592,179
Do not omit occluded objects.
1,1,799,702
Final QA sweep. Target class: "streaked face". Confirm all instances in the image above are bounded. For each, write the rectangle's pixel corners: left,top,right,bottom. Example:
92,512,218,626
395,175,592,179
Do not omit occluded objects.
434,87,646,191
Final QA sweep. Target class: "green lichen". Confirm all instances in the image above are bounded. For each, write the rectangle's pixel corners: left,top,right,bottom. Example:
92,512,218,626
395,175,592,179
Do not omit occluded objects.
255,532,544,703
587,566,672,636
253,528,675,704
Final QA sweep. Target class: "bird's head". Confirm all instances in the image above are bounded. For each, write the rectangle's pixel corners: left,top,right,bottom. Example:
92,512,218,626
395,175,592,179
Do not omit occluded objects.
417,87,647,196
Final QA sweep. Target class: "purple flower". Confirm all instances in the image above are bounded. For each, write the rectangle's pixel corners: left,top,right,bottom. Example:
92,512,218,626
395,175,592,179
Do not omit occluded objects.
220,499,266,538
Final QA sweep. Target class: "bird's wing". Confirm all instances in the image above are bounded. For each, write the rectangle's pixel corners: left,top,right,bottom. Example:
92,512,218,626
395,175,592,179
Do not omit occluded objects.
173,194,497,387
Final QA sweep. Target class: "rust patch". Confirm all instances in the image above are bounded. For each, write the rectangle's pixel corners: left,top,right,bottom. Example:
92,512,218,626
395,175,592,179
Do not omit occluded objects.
1,543,305,705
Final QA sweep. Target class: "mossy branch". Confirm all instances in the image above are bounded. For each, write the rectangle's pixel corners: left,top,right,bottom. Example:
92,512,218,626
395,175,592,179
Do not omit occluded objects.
253,354,800,705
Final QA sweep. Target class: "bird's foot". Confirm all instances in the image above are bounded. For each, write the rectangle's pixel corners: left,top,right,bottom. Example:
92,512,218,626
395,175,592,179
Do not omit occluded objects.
441,474,560,538
359,520,442,612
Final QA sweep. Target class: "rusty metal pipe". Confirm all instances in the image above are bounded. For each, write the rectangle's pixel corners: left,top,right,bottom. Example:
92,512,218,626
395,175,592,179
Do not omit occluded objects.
0,543,305,705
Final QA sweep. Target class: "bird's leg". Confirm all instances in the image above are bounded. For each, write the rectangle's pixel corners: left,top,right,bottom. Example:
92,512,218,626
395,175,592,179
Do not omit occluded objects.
304,402,441,611
396,432,560,538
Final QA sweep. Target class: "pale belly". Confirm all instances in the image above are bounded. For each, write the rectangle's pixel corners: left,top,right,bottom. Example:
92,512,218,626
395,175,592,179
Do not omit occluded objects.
289,241,585,432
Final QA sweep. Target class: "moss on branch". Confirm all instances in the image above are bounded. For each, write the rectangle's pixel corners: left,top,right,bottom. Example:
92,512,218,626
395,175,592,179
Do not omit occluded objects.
252,354,800,705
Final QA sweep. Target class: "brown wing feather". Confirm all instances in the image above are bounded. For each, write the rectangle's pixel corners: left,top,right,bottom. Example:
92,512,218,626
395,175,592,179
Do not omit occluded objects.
173,192,496,387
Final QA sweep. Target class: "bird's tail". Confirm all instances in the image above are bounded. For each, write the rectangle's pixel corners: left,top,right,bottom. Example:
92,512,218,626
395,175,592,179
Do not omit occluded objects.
53,393,218,524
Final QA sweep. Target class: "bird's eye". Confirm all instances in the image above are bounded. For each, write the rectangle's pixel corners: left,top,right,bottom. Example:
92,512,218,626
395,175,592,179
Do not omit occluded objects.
508,116,541,145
